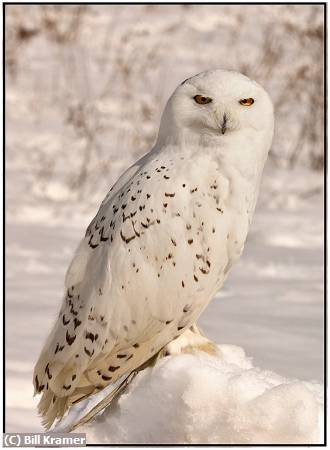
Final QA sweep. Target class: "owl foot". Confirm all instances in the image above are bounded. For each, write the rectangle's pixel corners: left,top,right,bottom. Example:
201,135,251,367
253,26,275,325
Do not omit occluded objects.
159,324,218,358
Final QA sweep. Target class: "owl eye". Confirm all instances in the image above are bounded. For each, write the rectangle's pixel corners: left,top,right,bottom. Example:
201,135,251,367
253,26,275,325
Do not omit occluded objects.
193,95,212,105
239,98,254,106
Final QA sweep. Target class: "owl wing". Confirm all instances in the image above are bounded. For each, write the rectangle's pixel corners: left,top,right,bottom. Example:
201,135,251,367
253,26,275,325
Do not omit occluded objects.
33,159,152,428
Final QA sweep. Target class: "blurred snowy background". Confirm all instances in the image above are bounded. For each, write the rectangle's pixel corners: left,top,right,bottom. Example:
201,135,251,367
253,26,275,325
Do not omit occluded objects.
5,4,324,440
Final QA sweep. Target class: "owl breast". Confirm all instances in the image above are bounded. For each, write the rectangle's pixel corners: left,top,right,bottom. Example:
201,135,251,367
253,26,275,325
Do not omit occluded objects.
101,154,253,339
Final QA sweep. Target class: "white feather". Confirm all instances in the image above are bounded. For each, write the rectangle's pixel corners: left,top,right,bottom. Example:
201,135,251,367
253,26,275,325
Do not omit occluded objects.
33,69,274,429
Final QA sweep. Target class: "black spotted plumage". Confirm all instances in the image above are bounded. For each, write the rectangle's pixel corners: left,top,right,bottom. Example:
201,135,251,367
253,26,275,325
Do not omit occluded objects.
33,69,273,431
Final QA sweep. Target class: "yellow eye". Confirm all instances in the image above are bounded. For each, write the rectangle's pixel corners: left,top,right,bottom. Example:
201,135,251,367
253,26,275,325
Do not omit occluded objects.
194,95,212,105
239,98,254,106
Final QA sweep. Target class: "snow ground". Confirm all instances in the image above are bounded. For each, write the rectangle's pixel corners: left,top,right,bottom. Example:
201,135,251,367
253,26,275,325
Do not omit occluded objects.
78,346,323,444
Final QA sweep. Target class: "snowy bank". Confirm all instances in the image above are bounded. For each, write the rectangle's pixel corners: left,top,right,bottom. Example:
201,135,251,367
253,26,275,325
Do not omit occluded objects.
75,345,323,444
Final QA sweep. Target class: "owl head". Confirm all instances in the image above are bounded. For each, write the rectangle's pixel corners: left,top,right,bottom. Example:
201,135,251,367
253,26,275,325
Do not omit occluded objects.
157,69,274,150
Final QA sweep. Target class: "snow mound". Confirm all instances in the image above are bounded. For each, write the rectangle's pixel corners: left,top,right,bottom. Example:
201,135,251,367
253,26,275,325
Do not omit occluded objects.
79,345,323,444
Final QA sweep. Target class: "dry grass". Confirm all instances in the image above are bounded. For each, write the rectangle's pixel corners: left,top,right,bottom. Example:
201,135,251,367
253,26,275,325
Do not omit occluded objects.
5,4,324,199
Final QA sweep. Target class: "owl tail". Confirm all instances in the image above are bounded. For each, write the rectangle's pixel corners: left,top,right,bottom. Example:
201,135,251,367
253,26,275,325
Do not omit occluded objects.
66,371,138,432
36,382,99,431
55,352,162,433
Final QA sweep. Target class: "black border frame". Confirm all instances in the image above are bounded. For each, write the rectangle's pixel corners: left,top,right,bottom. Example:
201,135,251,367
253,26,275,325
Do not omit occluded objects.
2,2,327,446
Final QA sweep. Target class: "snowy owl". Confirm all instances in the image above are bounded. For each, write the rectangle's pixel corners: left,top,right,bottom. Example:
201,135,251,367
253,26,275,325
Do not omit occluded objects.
34,69,274,429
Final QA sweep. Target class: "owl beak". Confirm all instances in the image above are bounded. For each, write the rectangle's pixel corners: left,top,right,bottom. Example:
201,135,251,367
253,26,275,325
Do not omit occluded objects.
221,113,227,135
